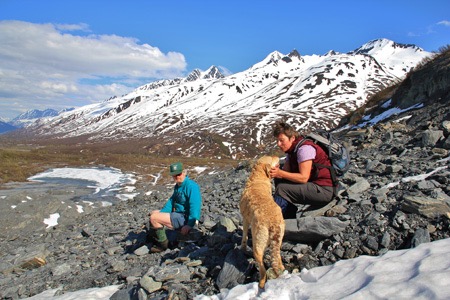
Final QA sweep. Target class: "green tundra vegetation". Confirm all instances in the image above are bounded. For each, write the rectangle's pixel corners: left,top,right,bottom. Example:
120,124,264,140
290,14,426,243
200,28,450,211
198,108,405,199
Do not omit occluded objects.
0,142,239,187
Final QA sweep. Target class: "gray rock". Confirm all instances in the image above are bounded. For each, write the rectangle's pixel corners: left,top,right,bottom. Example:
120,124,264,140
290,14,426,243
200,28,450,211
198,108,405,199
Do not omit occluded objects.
442,120,450,134
134,245,149,256
216,248,250,289
366,236,379,251
417,180,440,190
348,178,371,194
380,232,391,248
108,260,126,273
410,228,431,248
386,164,403,173
401,195,450,218
284,216,350,243
431,148,448,156
443,136,450,149
109,287,137,300
372,187,388,203
217,216,237,232
292,244,309,253
146,265,191,283
140,275,162,293
107,245,124,256
52,263,72,276
422,130,444,147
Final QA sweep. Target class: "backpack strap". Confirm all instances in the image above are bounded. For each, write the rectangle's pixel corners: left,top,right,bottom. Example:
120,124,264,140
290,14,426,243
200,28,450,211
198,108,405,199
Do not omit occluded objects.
294,136,308,153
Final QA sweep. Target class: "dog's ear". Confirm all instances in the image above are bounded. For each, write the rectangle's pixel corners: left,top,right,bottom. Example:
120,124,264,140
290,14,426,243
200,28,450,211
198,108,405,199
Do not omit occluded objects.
264,163,271,178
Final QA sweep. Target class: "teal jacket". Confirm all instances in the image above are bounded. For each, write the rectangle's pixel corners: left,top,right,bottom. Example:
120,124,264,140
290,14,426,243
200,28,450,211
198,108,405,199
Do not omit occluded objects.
160,176,202,227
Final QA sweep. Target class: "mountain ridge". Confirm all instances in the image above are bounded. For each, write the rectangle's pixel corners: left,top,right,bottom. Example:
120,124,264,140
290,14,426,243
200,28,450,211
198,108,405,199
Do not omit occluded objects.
7,108,75,129
12,38,432,158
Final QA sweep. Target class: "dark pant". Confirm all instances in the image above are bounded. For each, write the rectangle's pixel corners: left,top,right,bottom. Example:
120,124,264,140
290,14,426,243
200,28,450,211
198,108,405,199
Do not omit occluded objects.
273,180,334,219
275,180,334,206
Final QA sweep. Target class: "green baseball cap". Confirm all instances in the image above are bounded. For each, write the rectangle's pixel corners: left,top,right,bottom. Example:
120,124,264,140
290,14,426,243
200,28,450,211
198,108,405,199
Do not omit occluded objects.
169,162,183,176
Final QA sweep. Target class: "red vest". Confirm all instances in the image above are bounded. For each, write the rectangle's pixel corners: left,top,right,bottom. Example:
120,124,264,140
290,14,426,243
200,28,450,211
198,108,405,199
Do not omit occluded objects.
287,137,334,187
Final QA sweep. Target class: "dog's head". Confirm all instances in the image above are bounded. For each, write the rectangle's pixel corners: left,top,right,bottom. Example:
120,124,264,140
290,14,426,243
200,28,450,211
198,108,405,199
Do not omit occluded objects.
255,155,280,178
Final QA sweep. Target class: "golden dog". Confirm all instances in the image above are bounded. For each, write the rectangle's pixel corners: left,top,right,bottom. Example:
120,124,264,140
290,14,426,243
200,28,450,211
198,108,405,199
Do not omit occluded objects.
240,155,285,289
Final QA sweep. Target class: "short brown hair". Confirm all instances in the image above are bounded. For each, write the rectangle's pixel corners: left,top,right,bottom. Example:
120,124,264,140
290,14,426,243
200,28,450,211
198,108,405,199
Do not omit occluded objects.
272,120,299,139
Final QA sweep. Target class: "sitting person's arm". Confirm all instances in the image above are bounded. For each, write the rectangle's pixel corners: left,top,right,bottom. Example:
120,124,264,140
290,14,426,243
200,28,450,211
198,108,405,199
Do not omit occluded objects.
181,180,202,235
271,160,312,183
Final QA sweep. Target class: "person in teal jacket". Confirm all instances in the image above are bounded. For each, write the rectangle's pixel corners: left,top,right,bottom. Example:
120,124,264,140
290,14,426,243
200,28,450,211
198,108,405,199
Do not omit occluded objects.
148,162,202,253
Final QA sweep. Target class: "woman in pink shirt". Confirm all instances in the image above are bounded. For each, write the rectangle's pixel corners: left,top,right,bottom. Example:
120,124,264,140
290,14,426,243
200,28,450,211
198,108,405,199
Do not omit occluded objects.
270,121,335,219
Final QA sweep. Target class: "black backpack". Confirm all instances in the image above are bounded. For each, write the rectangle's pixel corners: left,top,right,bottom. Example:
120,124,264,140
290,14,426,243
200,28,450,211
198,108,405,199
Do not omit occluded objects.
296,129,350,190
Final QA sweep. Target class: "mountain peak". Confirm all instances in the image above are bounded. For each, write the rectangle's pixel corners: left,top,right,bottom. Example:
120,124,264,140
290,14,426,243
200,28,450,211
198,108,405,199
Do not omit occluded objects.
256,51,284,67
288,49,301,59
12,109,58,121
136,66,224,91
325,50,338,56
184,69,202,82
184,66,224,82
203,66,225,80
348,38,431,78
252,50,304,69
349,38,425,56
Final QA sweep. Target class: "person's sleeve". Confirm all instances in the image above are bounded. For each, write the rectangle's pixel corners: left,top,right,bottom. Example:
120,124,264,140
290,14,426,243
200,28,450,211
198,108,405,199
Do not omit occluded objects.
297,145,316,163
186,182,202,227
160,193,174,213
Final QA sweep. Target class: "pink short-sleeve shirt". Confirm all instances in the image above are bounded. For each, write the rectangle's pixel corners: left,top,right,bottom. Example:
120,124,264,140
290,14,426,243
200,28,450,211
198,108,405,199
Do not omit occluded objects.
285,145,316,165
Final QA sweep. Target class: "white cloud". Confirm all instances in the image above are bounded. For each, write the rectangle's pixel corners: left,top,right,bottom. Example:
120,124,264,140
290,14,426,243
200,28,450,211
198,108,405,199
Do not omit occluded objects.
55,23,91,32
407,31,420,37
0,21,187,119
407,20,450,38
437,20,450,27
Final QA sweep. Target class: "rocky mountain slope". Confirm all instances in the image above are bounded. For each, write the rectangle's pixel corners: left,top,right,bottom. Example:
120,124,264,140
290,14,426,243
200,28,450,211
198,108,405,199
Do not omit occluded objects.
18,39,430,159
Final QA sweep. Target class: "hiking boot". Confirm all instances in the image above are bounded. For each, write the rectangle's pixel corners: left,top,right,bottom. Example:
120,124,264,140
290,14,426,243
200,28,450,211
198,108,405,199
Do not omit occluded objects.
148,226,169,253
147,225,166,243
150,239,169,253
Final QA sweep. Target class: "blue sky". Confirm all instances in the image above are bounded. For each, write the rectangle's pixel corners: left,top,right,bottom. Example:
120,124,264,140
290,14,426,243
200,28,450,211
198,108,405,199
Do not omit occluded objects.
0,0,449,119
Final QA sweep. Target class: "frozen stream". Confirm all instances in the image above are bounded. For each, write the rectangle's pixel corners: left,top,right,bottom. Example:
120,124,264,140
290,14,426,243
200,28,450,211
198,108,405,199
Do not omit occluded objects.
27,166,138,205
0,166,138,234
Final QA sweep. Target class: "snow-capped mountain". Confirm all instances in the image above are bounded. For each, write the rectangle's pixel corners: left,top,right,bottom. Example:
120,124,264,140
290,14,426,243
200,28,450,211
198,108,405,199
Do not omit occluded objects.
349,38,427,78
25,39,431,159
9,108,74,128
14,108,58,120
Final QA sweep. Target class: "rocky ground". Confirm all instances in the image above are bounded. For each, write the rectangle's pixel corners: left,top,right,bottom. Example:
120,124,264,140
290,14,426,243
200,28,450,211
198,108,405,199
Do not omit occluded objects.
1,114,450,299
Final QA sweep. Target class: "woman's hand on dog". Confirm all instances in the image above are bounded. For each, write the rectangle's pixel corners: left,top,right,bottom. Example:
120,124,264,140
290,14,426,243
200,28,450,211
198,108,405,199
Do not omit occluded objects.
270,165,281,178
